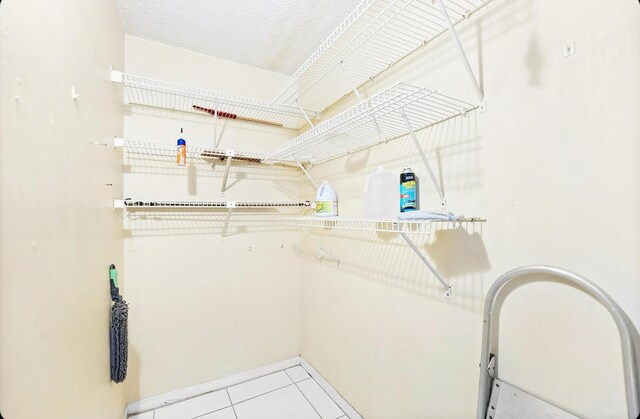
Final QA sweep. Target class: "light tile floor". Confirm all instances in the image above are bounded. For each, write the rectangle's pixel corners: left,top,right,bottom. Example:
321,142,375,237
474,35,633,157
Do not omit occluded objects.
131,366,348,419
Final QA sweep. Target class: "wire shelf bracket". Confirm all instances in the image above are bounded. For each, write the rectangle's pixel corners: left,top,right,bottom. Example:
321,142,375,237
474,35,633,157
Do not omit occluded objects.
399,231,452,298
399,107,446,207
437,0,485,110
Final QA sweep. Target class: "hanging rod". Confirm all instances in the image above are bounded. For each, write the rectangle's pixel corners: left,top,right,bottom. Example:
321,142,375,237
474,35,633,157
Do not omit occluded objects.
114,199,312,209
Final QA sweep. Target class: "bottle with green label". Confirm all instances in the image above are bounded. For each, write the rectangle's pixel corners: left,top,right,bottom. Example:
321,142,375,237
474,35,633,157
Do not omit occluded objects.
315,181,338,217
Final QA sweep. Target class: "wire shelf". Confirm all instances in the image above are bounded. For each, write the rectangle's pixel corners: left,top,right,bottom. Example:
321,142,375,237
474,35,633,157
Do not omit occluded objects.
265,83,474,163
285,216,485,235
282,216,486,235
113,72,310,129
271,0,488,111
116,138,306,167
117,199,312,209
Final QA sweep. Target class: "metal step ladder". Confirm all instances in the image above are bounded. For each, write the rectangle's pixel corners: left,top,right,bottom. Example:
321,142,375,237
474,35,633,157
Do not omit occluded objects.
476,266,640,419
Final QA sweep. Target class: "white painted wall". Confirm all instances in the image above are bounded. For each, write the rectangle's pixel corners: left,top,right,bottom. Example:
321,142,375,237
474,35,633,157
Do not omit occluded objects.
299,1,640,418
0,1,126,418
122,37,306,402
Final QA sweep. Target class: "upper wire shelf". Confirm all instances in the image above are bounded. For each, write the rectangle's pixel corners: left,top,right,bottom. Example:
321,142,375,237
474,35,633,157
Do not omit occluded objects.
111,71,310,130
286,216,485,235
115,138,307,167
265,83,474,164
271,0,488,111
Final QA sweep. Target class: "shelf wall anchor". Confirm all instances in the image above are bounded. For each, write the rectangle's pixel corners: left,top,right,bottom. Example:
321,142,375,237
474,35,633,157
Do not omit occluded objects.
399,107,446,207
302,228,340,265
398,231,452,298
437,0,485,110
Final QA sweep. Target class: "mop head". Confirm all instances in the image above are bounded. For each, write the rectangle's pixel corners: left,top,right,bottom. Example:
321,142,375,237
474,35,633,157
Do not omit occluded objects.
110,296,128,383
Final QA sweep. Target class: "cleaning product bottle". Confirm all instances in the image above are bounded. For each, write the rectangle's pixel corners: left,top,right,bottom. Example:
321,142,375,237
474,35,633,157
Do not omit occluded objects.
176,128,186,166
315,181,338,217
400,166,417,212
364,166,397,218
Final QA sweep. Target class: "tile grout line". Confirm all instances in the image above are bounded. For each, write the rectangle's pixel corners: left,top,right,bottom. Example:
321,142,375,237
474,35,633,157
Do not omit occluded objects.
292,379,323,419
190,390,234,419
231,381,296,406
304,372,348,419
226,389,239,419
298,377,345,419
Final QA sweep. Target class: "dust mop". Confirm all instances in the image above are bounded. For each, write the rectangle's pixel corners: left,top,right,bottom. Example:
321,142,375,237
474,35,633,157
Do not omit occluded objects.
109,264,128,383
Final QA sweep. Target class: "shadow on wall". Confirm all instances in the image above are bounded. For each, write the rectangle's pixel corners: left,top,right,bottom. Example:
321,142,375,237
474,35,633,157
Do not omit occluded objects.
124,346,141,404
295,222,491,311
121,209,311,238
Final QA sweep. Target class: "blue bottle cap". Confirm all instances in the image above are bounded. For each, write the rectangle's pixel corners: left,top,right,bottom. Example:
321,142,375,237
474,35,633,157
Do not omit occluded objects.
177,139,186,146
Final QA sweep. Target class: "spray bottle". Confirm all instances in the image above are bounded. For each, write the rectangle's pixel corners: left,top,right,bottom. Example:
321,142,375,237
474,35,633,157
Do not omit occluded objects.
400,166,417,212
176,128,186,166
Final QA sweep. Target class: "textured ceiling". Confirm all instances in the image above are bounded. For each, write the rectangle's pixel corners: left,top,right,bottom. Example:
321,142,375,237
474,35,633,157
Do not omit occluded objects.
117,0,362,75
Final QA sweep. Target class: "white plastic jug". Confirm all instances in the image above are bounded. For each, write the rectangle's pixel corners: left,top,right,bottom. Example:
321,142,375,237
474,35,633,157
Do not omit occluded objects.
363,166,397,218
315,181,338,217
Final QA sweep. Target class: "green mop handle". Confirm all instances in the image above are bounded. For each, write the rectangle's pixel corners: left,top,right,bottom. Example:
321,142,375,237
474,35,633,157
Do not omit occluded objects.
109,264,120,302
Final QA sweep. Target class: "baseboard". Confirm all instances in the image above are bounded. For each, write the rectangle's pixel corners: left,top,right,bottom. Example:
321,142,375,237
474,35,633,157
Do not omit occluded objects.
124,356,300,416
299,358,364,419
123,355,363,419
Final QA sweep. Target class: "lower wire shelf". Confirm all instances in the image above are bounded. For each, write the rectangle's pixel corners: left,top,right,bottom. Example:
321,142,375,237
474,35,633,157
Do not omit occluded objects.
287,215,486,298
283,216,485,235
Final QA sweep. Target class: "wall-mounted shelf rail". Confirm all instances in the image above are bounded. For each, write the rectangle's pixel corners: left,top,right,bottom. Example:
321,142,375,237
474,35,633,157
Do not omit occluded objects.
111,70,311,129
114,199,311,209
115,199,312,239
271,0,488,111
265,83,473,165
289,215,485,297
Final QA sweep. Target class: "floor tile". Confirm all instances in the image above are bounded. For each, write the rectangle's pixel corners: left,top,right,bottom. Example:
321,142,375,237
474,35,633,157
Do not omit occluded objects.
155,390,231,419
227,371,292,404
285,366,310,383
234,385,320,419
130,412,154,419
297,378,344,419
196,407,237,419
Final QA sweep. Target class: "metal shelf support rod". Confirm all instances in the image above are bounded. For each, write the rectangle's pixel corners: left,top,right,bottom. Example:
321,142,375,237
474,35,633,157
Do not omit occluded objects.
437,0,485,109
399,231,452,298
220,150,234,195
222,208,233,239
399,107,446,207
298,162,318,189
296,100,315,128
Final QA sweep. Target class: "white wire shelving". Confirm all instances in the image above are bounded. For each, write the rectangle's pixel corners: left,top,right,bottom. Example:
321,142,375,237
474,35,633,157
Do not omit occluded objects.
114,199,311,209
265,83,474,165
114,137,315,194
111,71,311,130
271,0,489,111
285,215,485,235
289,215,485,297
114,138,304,167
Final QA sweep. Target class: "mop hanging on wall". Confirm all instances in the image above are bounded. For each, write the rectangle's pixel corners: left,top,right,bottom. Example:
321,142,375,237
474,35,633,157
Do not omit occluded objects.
109,264,128,383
